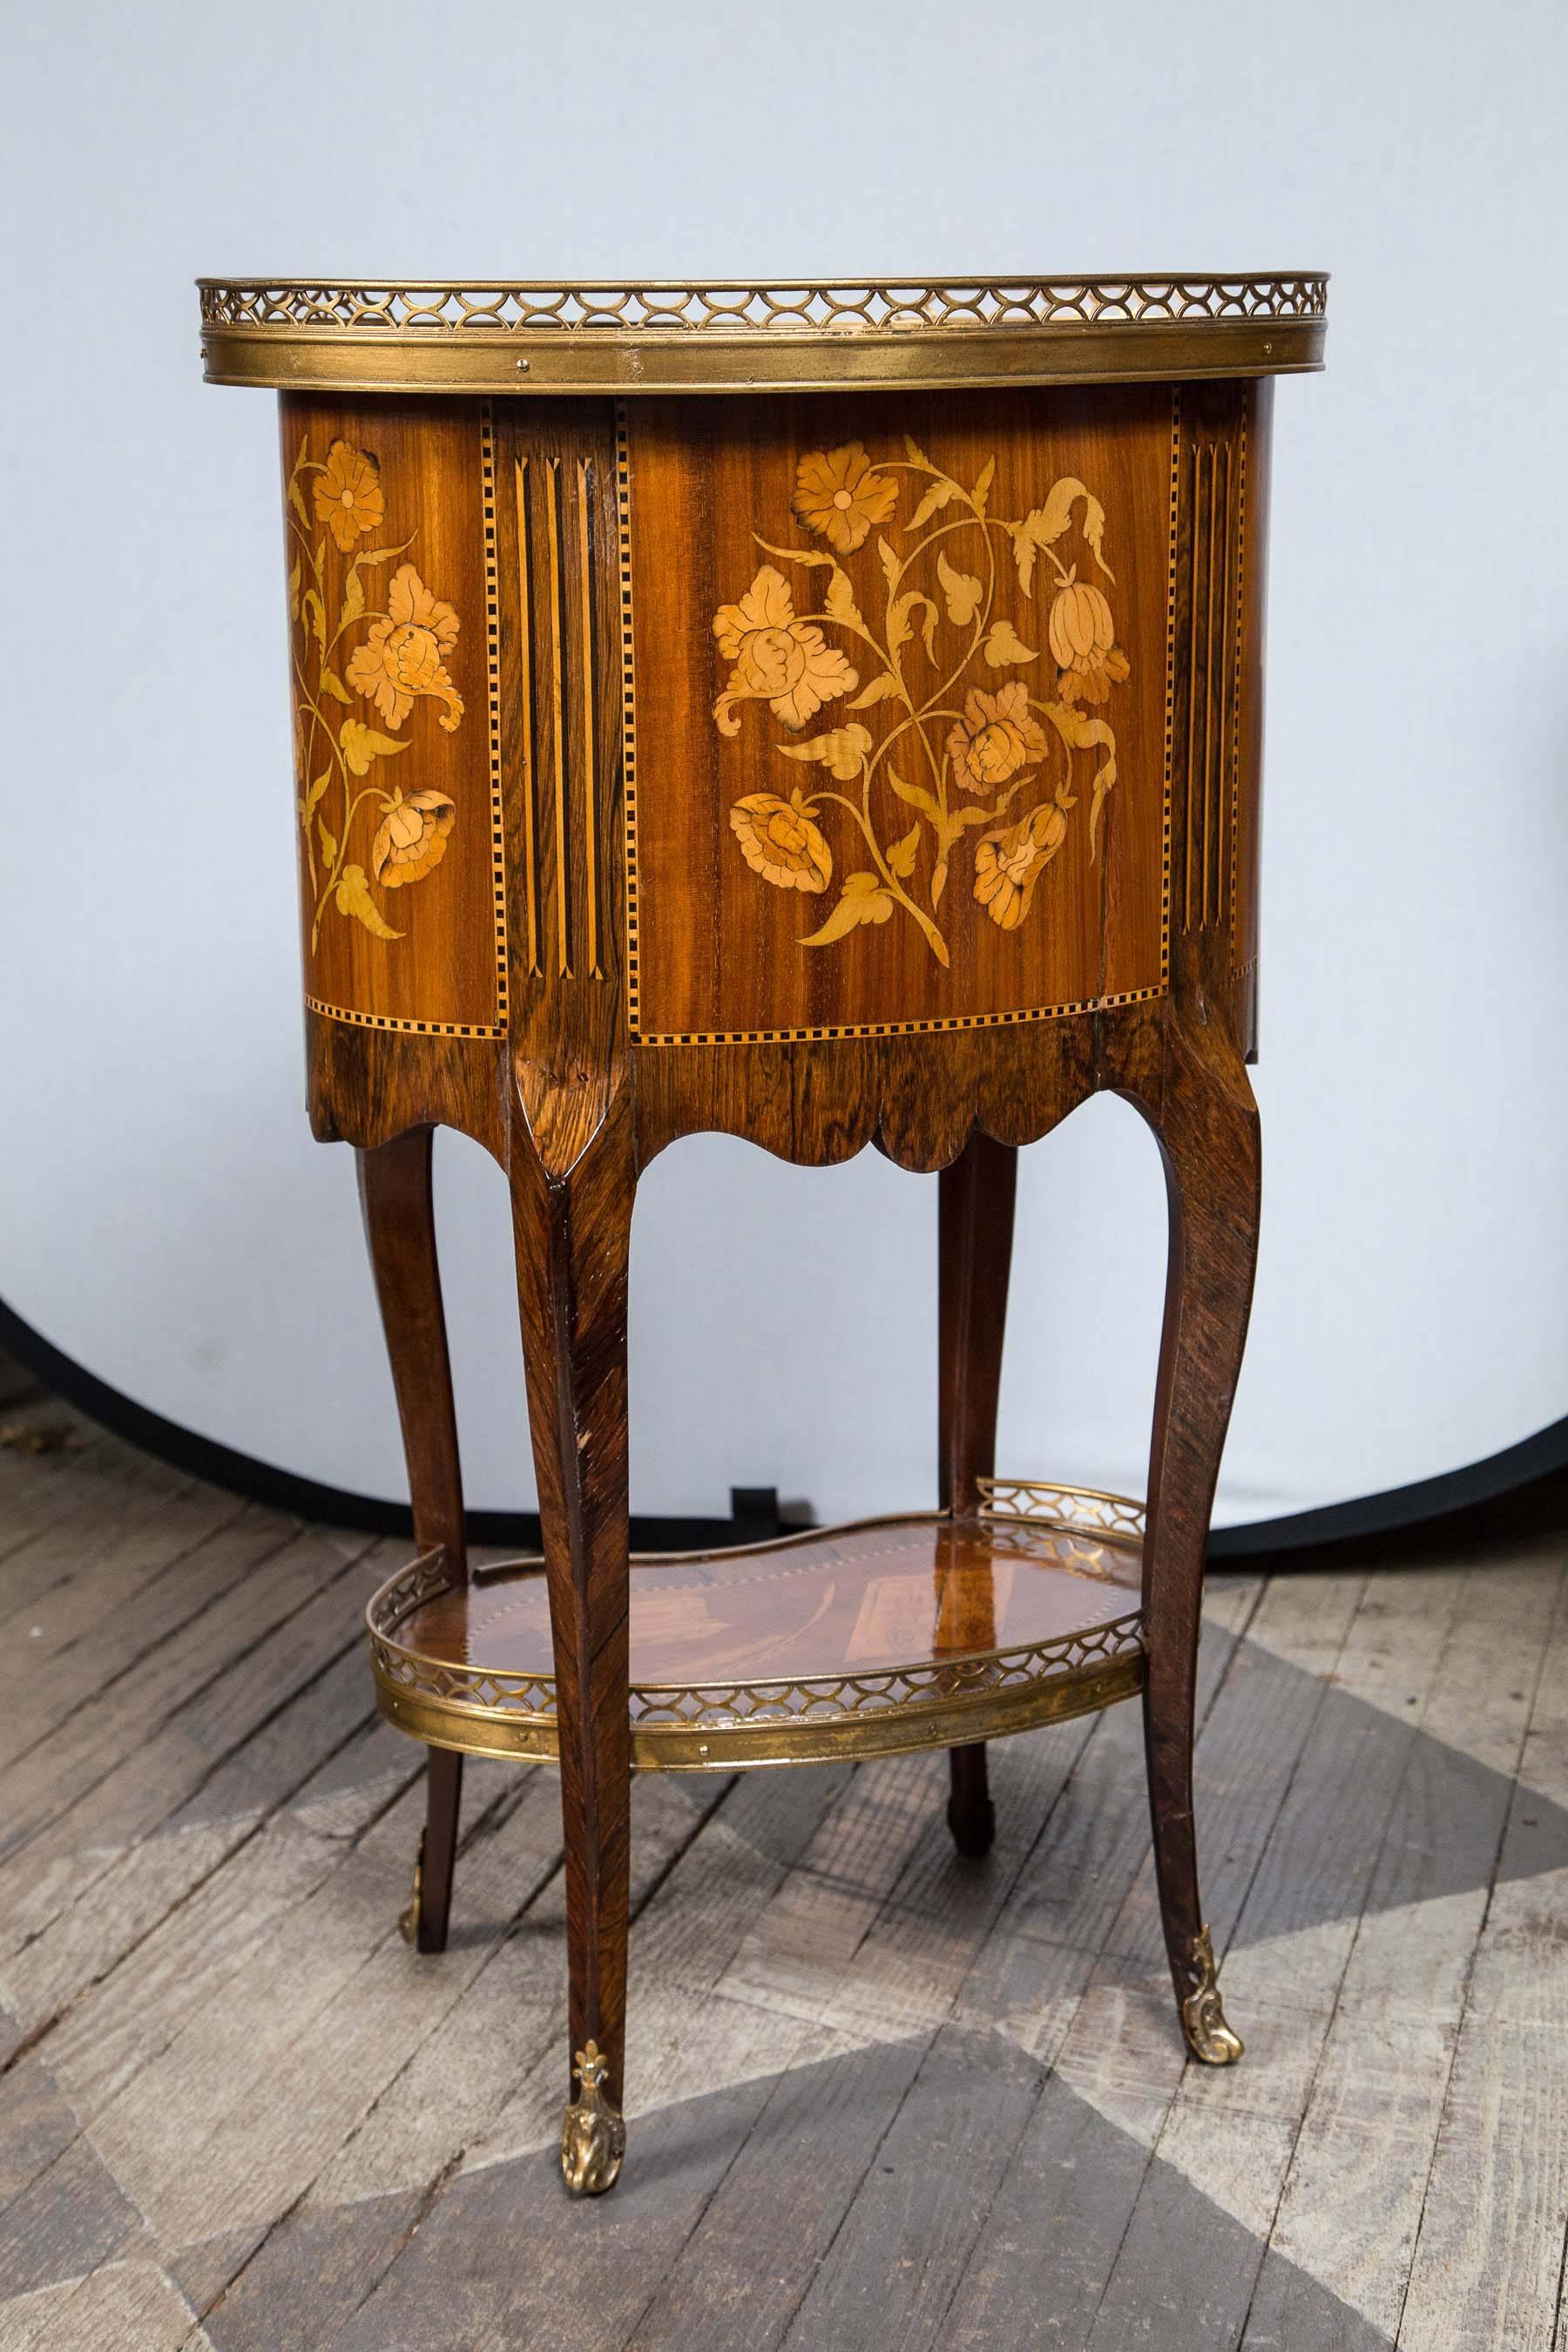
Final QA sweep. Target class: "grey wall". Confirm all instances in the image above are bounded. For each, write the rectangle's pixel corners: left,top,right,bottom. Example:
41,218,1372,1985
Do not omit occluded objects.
3,0,1565,1527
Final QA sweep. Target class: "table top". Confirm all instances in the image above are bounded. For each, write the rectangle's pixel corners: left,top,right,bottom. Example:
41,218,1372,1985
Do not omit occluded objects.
198,271,1328,395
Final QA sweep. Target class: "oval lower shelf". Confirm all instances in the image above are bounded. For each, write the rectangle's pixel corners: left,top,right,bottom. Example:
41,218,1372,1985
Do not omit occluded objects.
367,1478,1146,1771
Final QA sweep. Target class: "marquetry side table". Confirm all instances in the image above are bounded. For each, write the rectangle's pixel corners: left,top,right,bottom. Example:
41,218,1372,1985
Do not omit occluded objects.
199,272,1326,2196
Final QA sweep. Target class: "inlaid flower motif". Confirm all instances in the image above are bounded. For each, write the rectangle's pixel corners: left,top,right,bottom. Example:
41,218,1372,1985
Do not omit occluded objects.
1048,578,1130,705
946,681,1049,794
713,565,857,733
729,794,833,892
371,788,456,888
973,801,1068,930
790,443,899,555
347,563,464,732
313,439,384,552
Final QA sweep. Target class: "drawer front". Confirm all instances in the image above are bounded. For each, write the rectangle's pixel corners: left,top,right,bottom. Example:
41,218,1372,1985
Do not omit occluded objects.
624,386,1178,1045
278,395,509,1041
275,382,1265,1112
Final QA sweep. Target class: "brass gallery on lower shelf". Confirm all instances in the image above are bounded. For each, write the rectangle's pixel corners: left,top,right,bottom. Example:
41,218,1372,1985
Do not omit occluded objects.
366,1481,1150,1774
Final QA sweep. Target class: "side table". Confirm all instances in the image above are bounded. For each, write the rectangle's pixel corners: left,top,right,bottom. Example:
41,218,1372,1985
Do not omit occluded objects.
198,272,1327,2195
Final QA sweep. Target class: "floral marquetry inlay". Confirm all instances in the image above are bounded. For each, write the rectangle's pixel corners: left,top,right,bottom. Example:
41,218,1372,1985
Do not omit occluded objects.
709,436,1130,968
277,396,506,1041
620,384,1174,1044
287,434,468,952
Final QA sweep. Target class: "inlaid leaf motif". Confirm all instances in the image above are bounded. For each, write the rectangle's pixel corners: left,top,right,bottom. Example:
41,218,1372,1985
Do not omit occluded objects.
338,567,365,631
320,669,352,704
1010,478,1112,595
776,724,874,781
848,672,901,710
335,862,402,939
800,872,895,947
983,618,1038,668
907,475,959,532
825,568,863,628
962,787,1024,828
886,821,922,880
318,820,338,866
341,718,411,777
350,539,414,570
888,590,939,661
754,539,835,571
1042,702,1119,851
1042,700,1117,760
889,767,942,824
287,447,310,527
937,550,983,627
929,787,1023,875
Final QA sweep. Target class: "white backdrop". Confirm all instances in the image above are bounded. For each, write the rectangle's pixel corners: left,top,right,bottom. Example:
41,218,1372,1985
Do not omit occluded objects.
3,0,1565,1530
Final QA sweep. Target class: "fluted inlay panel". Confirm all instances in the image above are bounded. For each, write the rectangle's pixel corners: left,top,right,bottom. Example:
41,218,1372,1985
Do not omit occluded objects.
512,446,607,985
1178,423,1246,936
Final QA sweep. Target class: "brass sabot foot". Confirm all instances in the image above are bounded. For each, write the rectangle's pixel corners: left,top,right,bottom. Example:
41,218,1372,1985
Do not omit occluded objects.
1179,1925,1244,2065
560,2041,625,2196
398,1830,425,1947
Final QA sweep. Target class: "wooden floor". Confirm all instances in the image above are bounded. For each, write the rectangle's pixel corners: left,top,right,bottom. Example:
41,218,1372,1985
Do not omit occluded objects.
0,1382,1565,2350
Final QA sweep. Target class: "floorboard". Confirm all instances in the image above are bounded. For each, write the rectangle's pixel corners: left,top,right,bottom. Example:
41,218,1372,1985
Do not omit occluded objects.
0,1429,1558,2350
1398,1549,1568,2352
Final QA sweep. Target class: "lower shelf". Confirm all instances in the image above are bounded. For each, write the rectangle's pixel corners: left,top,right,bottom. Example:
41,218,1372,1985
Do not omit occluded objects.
367,1478,1146,1772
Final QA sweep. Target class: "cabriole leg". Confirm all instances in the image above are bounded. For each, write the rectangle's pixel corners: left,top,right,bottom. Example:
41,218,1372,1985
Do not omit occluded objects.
357,1126,466,1955
938,1130,1018,1860
1133,1025,1260,2065
510,1116,634,2196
